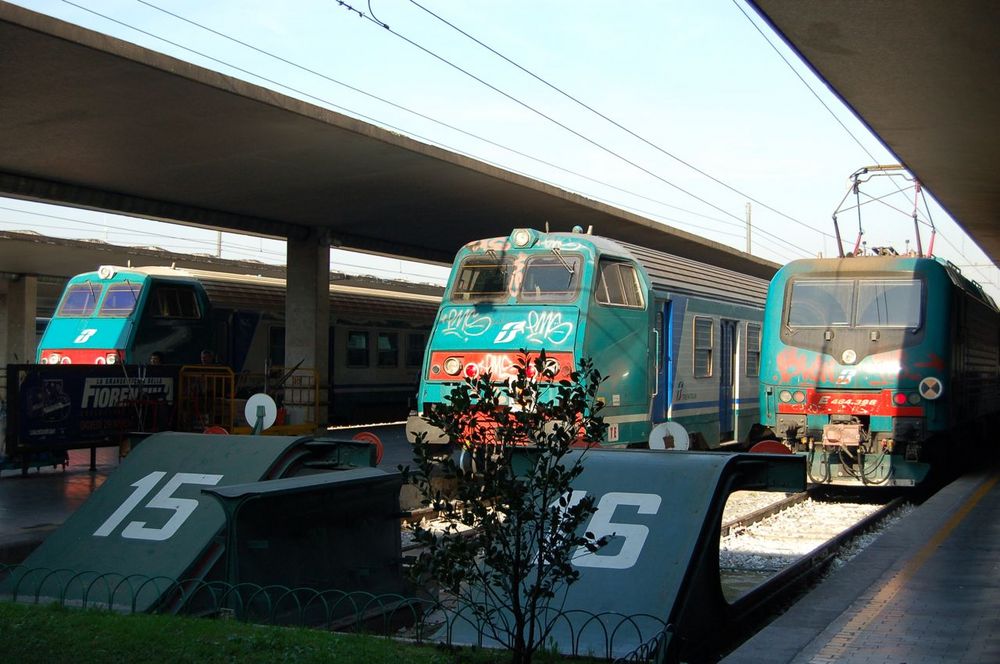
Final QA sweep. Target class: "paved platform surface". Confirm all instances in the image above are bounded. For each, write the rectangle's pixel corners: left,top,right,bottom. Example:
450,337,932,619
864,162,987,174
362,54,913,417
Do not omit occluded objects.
724,466,1000,664
0,447,120,564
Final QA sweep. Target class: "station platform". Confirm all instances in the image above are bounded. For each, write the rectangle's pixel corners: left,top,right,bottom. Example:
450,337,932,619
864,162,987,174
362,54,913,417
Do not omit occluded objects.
0,447,120,564
3,450,999,664
723,465,1000,664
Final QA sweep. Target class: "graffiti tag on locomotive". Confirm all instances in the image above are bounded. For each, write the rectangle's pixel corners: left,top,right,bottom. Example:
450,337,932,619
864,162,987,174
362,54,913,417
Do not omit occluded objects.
406,227,771,451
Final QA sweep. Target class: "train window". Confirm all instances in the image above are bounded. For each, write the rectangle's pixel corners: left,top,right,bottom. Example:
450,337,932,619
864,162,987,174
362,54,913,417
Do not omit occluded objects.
595,260,645,308
378,332,399,367
518,255,582,302
694,316,713,378
745,323,761,377
856,280,922,328
406,333,425,367
151,287,201,319
99,282,142,317
787,280,854,327
452,258,512,302
57,283,101,316
347,331,369,367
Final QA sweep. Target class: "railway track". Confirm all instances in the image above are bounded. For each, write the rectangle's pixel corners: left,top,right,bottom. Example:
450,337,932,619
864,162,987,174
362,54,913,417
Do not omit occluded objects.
720,492,909,654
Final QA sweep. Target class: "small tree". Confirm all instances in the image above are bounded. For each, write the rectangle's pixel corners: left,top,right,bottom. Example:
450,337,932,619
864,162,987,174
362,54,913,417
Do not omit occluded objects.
403,351,609,664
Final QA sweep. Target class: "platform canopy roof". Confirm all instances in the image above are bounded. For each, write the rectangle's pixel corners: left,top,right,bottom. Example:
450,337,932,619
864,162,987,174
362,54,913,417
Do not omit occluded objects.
750,1,1000,268
0,2,779,280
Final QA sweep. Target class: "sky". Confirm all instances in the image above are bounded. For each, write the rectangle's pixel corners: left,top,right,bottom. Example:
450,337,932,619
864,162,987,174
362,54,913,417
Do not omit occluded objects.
3,0,998,297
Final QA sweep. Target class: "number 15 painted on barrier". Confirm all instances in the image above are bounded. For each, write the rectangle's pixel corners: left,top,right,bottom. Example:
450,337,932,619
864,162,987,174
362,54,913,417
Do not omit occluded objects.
93,471,223,541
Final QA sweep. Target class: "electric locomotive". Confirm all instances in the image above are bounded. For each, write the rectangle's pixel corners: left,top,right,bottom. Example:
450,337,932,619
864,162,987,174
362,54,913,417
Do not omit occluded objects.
406,227,770,450
36,265,440,422
759,255,1000,486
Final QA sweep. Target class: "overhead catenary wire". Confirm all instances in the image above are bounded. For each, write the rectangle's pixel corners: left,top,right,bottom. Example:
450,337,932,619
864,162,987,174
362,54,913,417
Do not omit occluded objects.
407,0,836,243
84,0,811,256
39,0,795,258
331,0,815,256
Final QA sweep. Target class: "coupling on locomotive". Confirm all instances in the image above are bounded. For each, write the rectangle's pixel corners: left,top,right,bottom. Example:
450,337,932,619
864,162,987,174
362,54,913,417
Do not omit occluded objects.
406,226,770,451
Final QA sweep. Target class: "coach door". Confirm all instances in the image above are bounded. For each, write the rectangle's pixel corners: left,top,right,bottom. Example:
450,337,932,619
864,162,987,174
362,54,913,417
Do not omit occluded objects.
651,301,672,419
718,319,738,441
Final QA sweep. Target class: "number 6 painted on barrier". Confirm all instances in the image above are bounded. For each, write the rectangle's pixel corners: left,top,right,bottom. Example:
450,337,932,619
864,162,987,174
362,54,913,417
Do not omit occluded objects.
93,471,223,541
573,491,661,570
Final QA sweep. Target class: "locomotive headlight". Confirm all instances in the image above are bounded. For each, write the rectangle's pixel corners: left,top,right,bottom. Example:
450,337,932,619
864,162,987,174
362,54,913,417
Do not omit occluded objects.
841,349,857,365
511,229,532,247
60,356,72,364
908,392,921,405
106,352,118,365
792,391,805,403
543,358,561,376
443,357,463,376
779,390,793,403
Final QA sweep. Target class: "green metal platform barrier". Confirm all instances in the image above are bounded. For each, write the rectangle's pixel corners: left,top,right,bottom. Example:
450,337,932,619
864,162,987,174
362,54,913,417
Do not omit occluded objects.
0,432,384,612
451,449,806,662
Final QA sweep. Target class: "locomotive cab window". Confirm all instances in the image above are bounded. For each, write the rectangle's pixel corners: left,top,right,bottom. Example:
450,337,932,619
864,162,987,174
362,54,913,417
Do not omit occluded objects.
58,283,101,317
787,280,854,327
452,258,513,302
856,280,922,328
151,286,201,319
518,254,582,303
595,259,644,308
99,282,142,317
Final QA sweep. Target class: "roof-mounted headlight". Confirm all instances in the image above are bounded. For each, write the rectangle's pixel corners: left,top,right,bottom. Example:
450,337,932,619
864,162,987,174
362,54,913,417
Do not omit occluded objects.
510,228,538,248
98,265,117,280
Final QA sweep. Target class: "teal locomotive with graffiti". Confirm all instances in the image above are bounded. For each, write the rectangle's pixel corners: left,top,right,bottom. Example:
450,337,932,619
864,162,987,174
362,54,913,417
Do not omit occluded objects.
758,255,1000,486
406,227,770,450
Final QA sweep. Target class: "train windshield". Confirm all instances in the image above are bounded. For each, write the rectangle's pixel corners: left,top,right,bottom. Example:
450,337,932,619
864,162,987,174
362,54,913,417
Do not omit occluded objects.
99,282,142,317
856,279,922,327
57,282,102,317
787,278,922,328
518,254,582,303
452,258,512,302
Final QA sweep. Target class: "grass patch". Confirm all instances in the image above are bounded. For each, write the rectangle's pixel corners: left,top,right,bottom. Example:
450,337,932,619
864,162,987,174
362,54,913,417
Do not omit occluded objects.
0,602,542,663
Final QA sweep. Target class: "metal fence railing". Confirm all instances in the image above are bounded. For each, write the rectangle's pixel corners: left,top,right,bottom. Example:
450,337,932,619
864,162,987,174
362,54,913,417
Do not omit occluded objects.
0,563,668,662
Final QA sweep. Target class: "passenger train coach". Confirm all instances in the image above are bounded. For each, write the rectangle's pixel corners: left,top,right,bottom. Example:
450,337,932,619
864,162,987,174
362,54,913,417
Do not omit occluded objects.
406,227,771,450
35,265,440,422
758,255,1000,486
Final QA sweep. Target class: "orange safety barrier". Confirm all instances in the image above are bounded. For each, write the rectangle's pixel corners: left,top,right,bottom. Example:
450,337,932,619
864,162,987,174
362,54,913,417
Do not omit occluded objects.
178,365,235,433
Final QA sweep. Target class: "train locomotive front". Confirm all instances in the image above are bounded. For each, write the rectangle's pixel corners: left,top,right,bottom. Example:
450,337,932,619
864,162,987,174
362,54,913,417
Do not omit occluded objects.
760,255,1000,486
407,227,655,449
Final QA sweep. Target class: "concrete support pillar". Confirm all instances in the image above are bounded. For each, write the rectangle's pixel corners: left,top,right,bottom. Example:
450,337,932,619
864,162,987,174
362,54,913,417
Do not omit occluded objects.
285,232,330,427
4,275,38,366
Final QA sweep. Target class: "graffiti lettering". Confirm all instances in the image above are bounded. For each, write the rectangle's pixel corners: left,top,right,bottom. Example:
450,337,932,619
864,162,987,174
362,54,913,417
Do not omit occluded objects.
440,309,493,341
525,311,574,346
